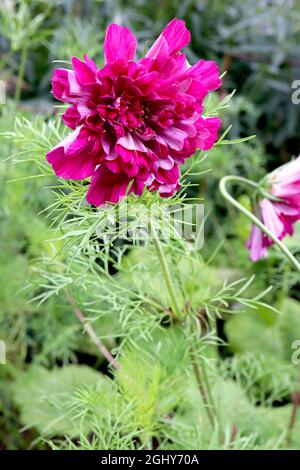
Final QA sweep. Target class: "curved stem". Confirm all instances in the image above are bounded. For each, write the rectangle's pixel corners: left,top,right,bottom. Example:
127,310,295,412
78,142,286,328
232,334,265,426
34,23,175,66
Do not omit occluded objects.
149,219,181,320
219,175,300,272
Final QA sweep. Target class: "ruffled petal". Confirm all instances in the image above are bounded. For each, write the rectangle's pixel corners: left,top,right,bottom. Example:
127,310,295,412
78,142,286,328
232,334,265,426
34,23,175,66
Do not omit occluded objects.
86,166,130,205
72,56,98,85
159,127,188,151
246,224,268,262
87,166,145,206
162,19,191,54
104,24,137,63
273,155,300,184
46,128,100,179
260,199,285,240
187,60,221,92
62,104,91,129
195,117,221,151
52,68,87,104
147,18,190,59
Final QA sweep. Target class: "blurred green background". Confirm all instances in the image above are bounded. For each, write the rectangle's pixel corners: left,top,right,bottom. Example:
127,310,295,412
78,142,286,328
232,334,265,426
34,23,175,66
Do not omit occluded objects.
0,0,300,450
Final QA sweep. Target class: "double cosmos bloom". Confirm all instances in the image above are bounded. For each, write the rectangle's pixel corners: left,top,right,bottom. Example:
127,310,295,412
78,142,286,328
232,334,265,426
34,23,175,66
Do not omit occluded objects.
247,156,300,261
46,19,222,206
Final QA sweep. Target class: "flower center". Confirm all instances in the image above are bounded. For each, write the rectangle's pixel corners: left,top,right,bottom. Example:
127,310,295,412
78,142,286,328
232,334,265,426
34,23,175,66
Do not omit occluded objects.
98,95,146,132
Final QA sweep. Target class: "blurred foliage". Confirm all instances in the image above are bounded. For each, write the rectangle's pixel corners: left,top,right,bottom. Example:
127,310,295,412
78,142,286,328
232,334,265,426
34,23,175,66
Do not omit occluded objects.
0,0,300,451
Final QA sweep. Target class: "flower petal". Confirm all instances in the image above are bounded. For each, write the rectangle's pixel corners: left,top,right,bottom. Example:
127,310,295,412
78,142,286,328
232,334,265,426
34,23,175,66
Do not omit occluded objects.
246,224,268,262
52,68,87,104
273,155,300,184
72,56,97,85
147,18,190,59
117,132,148,153
86,166,144,206
62,104,91,129
46,128,99,179
195,117,221,151
145,35,169,62
104,24,137,63
162,18,191,54
159,126,188,151
187,59,221,92
260,199,284,240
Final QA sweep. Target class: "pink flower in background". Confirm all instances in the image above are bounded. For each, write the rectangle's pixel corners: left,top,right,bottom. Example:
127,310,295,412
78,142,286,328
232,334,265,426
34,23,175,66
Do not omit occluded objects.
46,19,221,206
247,155,300,261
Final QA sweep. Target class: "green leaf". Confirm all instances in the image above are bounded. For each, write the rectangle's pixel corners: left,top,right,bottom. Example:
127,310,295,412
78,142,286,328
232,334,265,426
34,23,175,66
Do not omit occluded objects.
12,365,107,437
225,309,283,357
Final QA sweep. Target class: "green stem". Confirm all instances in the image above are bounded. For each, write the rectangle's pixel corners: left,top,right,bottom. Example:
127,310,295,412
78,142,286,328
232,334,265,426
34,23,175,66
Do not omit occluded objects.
14,45,28,106
149,219,181,320
149,221,217,431
200,359,217,417
189,343,215,430
219,175,300,272
286,368,300,446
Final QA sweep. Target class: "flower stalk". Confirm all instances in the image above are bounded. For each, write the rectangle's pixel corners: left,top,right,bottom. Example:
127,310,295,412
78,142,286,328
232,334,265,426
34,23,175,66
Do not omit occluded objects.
286,368,300,445
189,343,216,430
220,174,300,444
149,219,217,430
219,175,300,272
149,219,182,321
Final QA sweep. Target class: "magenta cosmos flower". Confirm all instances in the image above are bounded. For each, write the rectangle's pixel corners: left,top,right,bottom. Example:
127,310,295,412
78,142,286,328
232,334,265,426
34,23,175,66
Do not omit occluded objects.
247,155,300,261
46,19,221,206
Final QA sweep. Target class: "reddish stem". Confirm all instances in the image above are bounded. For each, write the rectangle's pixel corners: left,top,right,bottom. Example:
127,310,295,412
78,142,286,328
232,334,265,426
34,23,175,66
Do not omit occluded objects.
65,290,120,371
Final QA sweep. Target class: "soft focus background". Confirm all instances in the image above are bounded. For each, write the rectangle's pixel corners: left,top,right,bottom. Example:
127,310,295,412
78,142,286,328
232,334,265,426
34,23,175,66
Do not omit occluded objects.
1,0,300,450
